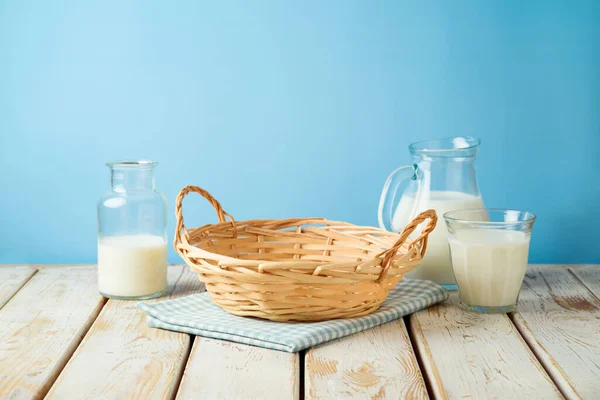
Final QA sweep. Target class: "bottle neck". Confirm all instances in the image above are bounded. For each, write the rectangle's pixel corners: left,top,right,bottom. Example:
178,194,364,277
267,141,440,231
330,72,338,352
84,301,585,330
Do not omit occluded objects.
111,167,155,192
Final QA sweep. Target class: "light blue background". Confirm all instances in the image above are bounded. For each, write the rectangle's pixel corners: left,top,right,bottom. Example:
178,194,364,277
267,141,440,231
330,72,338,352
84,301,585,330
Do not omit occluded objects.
1,1,599,264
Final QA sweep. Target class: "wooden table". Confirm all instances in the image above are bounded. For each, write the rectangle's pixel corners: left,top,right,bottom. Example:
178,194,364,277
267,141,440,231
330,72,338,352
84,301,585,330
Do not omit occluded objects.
0,264,598,399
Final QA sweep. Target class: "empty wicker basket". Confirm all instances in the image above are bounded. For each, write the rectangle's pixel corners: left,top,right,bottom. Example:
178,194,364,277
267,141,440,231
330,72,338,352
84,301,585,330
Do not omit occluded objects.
174,186,437,322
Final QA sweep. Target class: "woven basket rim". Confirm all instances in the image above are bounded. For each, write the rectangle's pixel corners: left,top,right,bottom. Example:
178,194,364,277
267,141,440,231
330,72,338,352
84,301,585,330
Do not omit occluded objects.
177,218,414,268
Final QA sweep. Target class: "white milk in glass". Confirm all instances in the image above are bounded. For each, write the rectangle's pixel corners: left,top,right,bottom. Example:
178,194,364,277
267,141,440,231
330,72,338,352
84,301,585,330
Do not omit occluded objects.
449,229,530,307
98,235,167,298
392,191,484,285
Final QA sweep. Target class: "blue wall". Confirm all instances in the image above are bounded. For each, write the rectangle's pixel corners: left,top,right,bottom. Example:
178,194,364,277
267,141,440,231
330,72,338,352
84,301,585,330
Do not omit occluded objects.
1,1,599,264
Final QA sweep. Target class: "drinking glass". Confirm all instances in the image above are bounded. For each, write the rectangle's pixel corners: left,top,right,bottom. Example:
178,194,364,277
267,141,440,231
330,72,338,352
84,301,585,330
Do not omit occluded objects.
444,209,536,313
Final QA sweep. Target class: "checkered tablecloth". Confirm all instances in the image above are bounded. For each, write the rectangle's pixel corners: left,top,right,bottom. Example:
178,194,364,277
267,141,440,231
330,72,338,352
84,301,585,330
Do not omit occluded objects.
137,278,448,353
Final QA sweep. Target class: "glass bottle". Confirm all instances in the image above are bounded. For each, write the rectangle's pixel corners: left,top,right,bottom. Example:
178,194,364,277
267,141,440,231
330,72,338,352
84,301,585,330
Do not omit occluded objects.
97,160,168,300
378,137,484,289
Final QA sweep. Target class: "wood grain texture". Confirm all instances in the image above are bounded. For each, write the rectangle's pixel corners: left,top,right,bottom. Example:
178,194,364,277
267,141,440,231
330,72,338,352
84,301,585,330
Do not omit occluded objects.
570,264,600,297
46,265,202,400
305,320,427,400
410,293,562,400
176,338,299,400
511,265,600,399
0,266,36,309
0,267,104,399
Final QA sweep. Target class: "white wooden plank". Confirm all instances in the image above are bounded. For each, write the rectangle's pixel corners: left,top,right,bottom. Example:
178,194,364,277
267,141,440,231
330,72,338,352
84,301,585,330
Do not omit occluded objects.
511,265,600,399
305,320,427,399
46,265,202,400
0,267,104,399
0,266,36,309
570,264,600,296
409,293,562,399
176,338,299,400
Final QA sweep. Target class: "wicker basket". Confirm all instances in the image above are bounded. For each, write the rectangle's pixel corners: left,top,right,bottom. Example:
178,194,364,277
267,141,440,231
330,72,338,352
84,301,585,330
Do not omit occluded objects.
174,186,437,322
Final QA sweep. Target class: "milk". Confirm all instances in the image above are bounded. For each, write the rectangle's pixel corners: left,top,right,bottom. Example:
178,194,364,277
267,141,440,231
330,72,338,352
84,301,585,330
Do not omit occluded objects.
449,229,529,307
98,235,167,298
392,191,484,285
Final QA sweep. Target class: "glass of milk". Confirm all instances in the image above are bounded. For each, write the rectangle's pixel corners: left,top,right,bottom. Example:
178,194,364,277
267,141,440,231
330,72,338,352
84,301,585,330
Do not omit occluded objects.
444,209,536,313
97,160,168,300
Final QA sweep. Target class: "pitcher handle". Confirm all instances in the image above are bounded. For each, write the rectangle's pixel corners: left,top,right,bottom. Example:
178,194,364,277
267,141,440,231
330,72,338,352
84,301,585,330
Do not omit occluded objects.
377,164,418,232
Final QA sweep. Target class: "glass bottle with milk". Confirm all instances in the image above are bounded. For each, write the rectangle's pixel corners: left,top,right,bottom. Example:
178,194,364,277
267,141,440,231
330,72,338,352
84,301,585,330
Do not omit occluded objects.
378,137,484,289
97,160,168,300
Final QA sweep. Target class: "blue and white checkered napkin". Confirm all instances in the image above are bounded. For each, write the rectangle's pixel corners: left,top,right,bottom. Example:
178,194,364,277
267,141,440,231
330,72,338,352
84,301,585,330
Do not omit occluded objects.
137,279,448,353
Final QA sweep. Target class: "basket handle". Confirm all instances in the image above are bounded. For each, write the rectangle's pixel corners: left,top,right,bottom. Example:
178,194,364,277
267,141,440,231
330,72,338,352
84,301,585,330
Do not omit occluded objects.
377,209,437,282
174,186,237,248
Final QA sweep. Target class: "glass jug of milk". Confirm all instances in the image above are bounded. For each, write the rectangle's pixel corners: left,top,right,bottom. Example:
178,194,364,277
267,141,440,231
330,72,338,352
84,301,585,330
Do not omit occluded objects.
97,160,168,300
378,137,484,289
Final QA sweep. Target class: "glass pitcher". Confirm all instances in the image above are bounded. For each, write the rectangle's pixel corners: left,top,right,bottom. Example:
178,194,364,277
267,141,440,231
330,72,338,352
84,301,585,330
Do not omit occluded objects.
378,137,484,289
